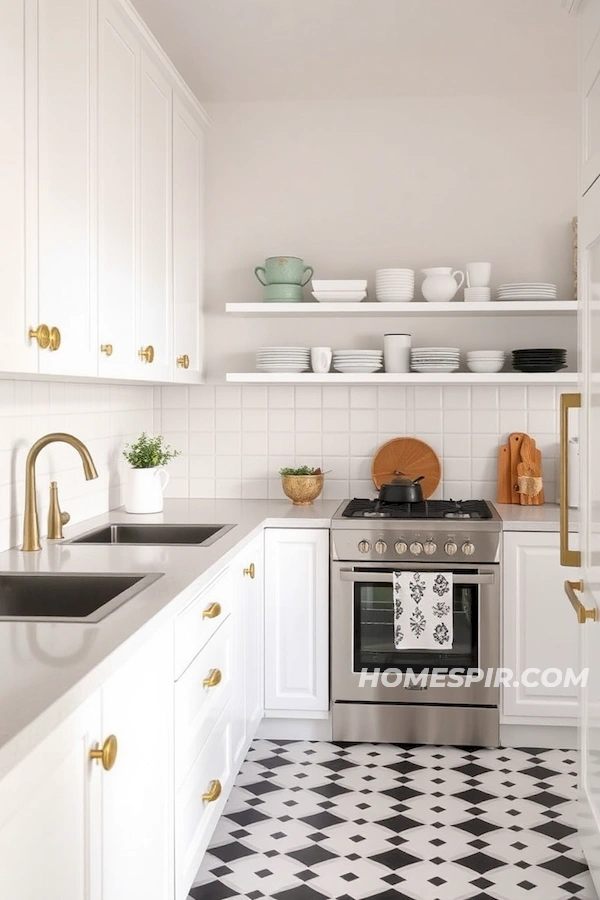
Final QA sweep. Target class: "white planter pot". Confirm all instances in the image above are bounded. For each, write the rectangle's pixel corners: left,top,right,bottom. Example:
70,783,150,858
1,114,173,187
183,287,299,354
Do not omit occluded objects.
124,466,170,514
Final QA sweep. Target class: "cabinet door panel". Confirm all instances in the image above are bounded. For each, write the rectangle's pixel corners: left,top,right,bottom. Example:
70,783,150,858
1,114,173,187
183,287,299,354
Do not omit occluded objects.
264,528,329,712
137,51,172,381
173,95,203,381
101,626,174,900
37,0,97,375
0,0,35,372
243,532,265,735
582,3,600,194
97,0,138,377
0,696,101,900
502,531,579,721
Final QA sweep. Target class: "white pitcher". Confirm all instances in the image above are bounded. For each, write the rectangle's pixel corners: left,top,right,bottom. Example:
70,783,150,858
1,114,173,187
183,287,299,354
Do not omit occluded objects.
421,267,465,302
125,466,170,514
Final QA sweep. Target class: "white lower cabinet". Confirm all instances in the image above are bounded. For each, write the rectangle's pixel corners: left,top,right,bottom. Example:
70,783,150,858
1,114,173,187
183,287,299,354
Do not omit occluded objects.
100,625,174,900
264,528,330,714
0,696,101,900
502,530,580,724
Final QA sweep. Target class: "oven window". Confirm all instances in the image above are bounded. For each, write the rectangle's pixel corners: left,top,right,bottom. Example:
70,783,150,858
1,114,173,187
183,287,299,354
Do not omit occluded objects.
353,573,479,673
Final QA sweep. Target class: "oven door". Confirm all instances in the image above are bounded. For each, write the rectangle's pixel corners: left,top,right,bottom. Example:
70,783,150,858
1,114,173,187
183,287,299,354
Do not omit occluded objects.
331,561,500,705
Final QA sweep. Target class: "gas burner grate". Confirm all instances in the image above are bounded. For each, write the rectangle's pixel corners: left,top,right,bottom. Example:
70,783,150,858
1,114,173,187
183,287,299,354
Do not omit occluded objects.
341,498,493,520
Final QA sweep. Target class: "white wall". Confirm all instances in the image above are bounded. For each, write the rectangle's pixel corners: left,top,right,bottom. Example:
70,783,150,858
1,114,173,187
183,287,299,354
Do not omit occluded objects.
0,381,155,551
203,93,577,379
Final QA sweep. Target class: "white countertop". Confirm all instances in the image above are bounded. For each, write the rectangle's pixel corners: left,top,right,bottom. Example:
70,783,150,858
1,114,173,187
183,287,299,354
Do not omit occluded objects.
0,495,576,779
0,498,338,781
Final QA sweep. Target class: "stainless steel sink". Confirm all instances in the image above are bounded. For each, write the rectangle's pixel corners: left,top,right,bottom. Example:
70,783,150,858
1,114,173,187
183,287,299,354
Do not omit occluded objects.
68,523,234,546
0,572,162,623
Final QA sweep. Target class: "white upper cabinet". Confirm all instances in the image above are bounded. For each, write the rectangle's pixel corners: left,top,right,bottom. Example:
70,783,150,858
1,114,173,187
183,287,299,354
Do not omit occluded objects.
137,51,173,381
97,0,138,378
173,95,204,382
581,1,600,194
0,0,206,382
0,0,34,373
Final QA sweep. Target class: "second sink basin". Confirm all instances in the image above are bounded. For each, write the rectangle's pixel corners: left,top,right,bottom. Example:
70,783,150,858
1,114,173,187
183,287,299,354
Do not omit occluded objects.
0,572,163,623
69,523,234,547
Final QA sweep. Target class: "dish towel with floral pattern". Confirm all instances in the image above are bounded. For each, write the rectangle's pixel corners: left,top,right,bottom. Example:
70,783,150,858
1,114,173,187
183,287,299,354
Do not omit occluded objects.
393,571,453,650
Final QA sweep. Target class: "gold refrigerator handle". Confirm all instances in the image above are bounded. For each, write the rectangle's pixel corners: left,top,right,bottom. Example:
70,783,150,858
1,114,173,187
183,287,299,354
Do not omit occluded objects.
560,392,582,567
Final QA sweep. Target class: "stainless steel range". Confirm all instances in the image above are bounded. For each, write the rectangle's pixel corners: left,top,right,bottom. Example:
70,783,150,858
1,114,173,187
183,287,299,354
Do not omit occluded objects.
331,499,502,746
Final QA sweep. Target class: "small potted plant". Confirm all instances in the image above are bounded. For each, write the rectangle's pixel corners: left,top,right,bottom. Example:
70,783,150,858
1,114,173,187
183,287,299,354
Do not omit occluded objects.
123,432,180,514
279,465,324,506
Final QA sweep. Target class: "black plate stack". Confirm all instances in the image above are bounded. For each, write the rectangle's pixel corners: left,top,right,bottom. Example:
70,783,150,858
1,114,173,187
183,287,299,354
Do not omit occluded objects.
511,348,567,373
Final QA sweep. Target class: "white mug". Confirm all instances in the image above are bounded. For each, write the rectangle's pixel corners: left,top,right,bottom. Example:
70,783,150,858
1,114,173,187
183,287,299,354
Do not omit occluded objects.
466,262,491,287
383,334,411,372
311,347,332,373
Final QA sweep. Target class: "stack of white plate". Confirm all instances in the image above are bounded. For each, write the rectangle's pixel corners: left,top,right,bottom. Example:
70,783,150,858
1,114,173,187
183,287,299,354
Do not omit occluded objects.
375,269,415,302
466,350,505,373
496,283,557,301
256,347,310,373
332,350,383,373
411,347,460,373
311,280,367,303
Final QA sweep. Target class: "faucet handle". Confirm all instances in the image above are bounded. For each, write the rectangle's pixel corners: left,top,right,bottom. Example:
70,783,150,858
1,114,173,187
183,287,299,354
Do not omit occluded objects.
48,481,69,540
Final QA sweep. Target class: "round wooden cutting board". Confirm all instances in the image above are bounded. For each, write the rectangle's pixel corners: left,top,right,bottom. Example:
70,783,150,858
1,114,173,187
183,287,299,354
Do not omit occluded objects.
372,437,441,499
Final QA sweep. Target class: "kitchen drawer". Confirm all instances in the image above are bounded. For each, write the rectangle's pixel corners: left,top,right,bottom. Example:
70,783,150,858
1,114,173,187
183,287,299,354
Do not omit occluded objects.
174,617,232,788
175,703,232,900
175,566,232,679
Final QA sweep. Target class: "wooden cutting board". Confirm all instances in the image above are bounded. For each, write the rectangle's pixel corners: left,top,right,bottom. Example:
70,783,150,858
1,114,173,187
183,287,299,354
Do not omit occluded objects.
372,437,441,499
509,432,525,504
497,445,512,504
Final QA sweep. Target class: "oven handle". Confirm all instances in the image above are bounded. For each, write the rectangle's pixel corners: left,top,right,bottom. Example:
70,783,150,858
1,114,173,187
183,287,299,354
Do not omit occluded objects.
338,570,495,585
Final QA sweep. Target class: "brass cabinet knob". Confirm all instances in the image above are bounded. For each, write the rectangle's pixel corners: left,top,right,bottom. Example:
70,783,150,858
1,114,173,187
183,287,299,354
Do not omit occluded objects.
177,354,190,369
203,668,222,689
202,601,221,620
89,735,118,771
243,563,255,579
101,344,113,356
49,327,61,351
139,345,154,363
29,324,50,349
202,779,222,803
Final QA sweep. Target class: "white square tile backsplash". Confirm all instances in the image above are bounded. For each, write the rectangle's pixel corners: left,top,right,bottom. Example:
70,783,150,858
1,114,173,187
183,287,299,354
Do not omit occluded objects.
157,383,561,504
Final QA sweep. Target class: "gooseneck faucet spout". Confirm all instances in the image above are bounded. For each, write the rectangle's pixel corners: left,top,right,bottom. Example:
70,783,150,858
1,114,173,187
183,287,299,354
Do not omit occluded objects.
22,433,98,551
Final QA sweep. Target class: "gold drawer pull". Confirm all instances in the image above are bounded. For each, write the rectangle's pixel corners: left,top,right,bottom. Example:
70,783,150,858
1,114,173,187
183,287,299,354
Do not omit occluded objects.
101,344,113,356
203,668,222,689
177,354,190,369
139,345,154,363
243,563,255,579
89,735,118,771
202,601,221,620
565,580,597,624
29,324,50,349
49,327,61,351
202,779,222,803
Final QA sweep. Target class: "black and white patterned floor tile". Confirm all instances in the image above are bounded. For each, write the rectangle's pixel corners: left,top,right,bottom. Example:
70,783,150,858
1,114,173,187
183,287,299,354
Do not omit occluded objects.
189,740,598,900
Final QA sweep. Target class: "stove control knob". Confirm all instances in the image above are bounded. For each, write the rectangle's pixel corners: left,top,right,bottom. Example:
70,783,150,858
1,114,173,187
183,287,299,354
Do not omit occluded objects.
358,540,371,554
395,540,408,555
409,541,424,556
444,541,458,556
462,541,475,556
375,540,388,555
424,540,437,556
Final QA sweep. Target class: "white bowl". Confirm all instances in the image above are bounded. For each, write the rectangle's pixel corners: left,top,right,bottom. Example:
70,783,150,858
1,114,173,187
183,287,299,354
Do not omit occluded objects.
311,291,367,302
466,350,505,359
467,359,505,373
312,280,367,291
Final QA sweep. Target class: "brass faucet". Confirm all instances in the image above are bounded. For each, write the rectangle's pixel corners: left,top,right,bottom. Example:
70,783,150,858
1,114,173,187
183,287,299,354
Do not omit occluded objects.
23,433,98,551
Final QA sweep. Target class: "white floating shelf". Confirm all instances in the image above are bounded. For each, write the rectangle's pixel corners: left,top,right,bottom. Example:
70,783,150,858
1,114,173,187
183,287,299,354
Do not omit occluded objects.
225,300,577,317
226,372,578,385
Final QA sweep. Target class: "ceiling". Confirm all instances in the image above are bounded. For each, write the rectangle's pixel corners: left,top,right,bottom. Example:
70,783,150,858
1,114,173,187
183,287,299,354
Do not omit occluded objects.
131,0,577,103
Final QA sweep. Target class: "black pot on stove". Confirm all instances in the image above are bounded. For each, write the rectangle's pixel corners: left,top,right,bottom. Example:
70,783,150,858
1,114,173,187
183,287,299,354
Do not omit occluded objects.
377,472,425,505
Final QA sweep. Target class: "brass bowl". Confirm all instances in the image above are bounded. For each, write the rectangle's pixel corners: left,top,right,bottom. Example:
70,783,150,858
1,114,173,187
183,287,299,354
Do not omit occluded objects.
281,474,324,506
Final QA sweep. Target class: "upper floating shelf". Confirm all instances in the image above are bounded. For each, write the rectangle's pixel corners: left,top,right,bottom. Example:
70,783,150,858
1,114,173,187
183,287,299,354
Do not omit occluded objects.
225,301,577,317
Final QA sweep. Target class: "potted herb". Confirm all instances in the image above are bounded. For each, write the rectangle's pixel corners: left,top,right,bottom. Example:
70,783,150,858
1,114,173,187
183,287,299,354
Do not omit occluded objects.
279,465,324,506
123,432,180,514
